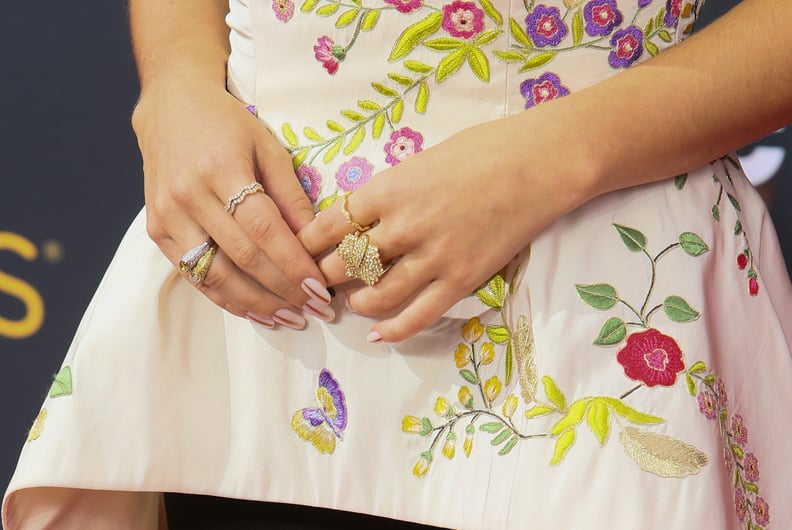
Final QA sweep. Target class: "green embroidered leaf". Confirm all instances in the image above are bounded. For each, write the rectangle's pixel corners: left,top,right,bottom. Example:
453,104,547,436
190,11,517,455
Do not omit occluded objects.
657,29,672,42
479,0,503,25
421,417,433,436
389,12,444,62
415,81,429,113
326,120,345,133
474,29,502,46
655,7,666,30
391,99,404,123
476,288,501,309
323,137,344,163
465,423,475,435
351,0,362,5
733,220,742,235
423,37,465,51
663,295,700,322
572,9,584,46
518,52,556,72
388,73,415,86
711,204,720,221
300,0,319,12
603,397,664,425
491,429,511,445
688,360,707,373
480,421,503,434
685,373,696,396
550,428,576,465
436,49,467,83
504,340,514,387
302,127,324,141
316,2,340,16
318,194,339,211
550,398,589,435
49,366,72,398
727,192,741,211
509,17,533,48
291,148,309,169
466,47,490,82
336,8,359,27
486,325,510,344
575,283,619,310
643,18,653,36
404,60,434,74
525,405,555,419
613,223,647,252
703,373,716,385
340,109,365,122
645,40,659,57
371,82,399,97
282,123,299,147
678,232,709,257
357,99,381,111
361,8,380,30
488,273,505,303
543,375,567,411
498,435,519,455
594,317,626,346
493,49,525,62
674,173,687,189
744,482,759,494
731,444,744,459
372,112,385,138
459,369,478,384
586,398,610,445
343,125,365,154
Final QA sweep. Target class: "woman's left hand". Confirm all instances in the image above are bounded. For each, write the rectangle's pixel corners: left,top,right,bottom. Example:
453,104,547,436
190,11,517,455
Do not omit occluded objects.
298,113,589,343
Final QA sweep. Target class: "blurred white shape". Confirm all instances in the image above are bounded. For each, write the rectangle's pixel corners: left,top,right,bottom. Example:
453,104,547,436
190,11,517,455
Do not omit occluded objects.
739,146,786,186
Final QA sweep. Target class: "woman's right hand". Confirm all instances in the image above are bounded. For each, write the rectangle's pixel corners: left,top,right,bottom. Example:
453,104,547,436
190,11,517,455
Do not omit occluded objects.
131,79,335,329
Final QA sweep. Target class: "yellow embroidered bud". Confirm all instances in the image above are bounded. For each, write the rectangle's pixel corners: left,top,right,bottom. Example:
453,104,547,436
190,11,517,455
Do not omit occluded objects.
454,343,471,368
681,2,693,17
480,342,495,365
484,376,502,403
412,453,432,478
402,415,424,434
458,386,474,409
502,394,518,418
434,396,453,417
463,433,474,457
442,432,457,460
462,317,484,343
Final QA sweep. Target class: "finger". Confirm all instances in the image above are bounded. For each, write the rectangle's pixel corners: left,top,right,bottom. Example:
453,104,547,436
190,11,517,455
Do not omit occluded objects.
299,190,379,258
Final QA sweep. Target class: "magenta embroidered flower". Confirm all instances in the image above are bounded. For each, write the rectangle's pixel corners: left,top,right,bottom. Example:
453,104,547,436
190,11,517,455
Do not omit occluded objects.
314,36,345,75
754,496,770,526
525,5,568,47
335,157,374,191
384,127,424,165
272,0,295,22
664,0,683,27
743,452,760,482
296,165,322,202
723,447,734,474
749,276,760,296
731,414,748,446
441,1,485,39
520,72,570,108
734,489,748,522
697,390,717,420
713,376,727,407
385,0,423,14
583,0,623,37
609,26,643,68
737,252,748,270
616,328,685,387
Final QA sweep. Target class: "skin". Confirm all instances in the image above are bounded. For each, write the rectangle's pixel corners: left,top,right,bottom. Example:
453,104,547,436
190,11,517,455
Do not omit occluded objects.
131,0,792,342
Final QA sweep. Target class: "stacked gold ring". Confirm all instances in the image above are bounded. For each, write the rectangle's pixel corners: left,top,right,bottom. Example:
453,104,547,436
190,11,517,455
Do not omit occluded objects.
179,239,218,284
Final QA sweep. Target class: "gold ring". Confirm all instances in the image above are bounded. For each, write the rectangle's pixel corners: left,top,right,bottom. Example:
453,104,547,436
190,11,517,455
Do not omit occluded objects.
179,239,214,272
341,191,371,232
225,182,264,216
337,232,385,287
187,245,217,284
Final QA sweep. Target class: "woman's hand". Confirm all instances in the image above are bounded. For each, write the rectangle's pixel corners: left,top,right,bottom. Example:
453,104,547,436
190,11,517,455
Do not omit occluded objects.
132,80,335,329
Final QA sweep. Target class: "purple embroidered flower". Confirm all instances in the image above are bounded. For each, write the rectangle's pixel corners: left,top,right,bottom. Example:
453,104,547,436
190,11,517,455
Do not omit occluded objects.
525,5,568,48
731,414,748,446
638,0,652,6
385,0,423,14
754,496,770,526
697,390,717,419
583,0,623,37
297,165,322,202
384,127,424,165
664,0,683,27
609,26,643,68
335,157,374,191
272,0,295,22
314,36,345,75
441,1,485,39
743,452,760,482
723,447,734,474
734,489,748,522
520,72,570,108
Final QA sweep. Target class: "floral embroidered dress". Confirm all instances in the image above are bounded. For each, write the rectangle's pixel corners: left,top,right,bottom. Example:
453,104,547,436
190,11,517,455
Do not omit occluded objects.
4,0,792,528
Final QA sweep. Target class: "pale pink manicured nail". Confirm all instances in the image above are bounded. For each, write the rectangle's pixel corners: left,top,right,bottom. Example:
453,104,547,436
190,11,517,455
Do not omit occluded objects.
367,330,382,343
301,278,332,305
303,299,336,322
246,312,275,329
273,308,306,330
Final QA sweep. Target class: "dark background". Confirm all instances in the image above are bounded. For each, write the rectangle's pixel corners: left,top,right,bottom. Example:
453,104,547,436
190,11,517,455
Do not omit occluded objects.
1,0,790,506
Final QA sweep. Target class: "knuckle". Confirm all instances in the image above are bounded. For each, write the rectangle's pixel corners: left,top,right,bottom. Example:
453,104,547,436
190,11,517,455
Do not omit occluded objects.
229,241,261,271
169,177,199,206
246,215,279,244
201,269,227,291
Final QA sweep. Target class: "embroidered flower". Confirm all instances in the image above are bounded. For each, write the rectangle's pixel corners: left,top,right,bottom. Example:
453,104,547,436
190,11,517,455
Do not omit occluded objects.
484,376,502,403
697,390,717,419
385,0,423,13
454,343,471,368
734,489,748,522
754,496,770,526
384,127,424,165
749,276,760,296
458,386,474,408
520,72,570,108
296,165,322,202
731,414,748,446
713,376,727,407
664,0,683,27
335,156,373,191
583,0,623,37
463,430,474,457
441,1,485,39
434,396,453,417
737,252,748,270
525,5,568,47
743,452,760,482
462,317,484,342
402,415,424,434
638,0,652,6
609,26,643,68
442,432,457,459
616,328,685,387
314,36,345,75
502,394,518,418
723,446,734,473
413,452,432,477
480,342,495,364
272,0,295,22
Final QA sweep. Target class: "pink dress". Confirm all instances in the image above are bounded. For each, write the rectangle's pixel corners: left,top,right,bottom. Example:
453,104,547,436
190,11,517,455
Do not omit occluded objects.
4,0,792,528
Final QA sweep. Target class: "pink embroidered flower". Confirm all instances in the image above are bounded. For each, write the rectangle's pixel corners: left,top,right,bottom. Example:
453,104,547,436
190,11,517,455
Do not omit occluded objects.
385,0,423,14
731,414,748,446
713,376,727,407
609,26,643,69
384,127,424,165
272,0,295,22
520,72,570,108
335,157,374,191
296,165,322,202
754,496,770,526
314,36,345,75
616,328,685,387
744,452,760,482
749,276,760,296
734,489,748,522
737,252,748,270
723,446,734,474
664,0,683,27
525,5,568,47
441,1,485,39
697,390,717,420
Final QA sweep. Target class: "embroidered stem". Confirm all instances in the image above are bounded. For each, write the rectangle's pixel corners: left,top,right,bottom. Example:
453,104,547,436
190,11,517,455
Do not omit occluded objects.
619,383,643,400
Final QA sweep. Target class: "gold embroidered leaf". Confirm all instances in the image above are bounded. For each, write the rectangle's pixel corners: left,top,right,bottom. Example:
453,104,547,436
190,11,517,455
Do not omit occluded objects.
550,428,576,465
361,9,380,31
479,0,503,25
513,315,538,404
389,12,444,62
619,426,709,478
415,81,429,114
335,8,359,28
542,375,567,411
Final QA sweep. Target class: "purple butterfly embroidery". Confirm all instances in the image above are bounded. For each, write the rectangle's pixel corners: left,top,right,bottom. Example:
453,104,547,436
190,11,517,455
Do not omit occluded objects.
290,369,347,454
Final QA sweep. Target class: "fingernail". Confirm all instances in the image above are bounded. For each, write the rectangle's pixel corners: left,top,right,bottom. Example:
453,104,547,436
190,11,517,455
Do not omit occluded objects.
246,312,275,329
302,278,332,305
273,308,306,330
344,296,355,313
366,331,382,343
303,299,336,322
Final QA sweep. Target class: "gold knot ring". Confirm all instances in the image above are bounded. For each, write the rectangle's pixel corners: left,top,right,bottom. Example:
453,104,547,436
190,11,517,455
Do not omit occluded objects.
337,232,385,287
